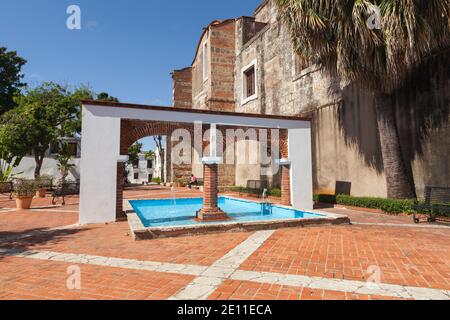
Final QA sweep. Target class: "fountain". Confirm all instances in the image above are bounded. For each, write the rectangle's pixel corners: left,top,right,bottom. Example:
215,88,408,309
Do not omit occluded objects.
261,188,272,215
170,186,177,213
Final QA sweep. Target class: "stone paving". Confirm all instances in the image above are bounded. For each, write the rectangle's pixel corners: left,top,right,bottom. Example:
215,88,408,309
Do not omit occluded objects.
0,186,449,300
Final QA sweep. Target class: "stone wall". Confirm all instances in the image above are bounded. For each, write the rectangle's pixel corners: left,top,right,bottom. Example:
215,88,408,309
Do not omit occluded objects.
172,67,192,109
192,20,236,112
236,0,449,197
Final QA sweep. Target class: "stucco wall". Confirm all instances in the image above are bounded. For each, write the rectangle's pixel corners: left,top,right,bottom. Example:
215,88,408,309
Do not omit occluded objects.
13,156,80,182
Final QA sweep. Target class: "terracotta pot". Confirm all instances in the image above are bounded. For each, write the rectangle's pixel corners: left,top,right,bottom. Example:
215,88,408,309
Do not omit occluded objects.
37,188,46,198
16,196,34,210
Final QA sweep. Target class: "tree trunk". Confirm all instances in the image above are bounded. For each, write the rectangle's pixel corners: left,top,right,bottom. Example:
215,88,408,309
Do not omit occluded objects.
34,153,44,179
374,93,416,199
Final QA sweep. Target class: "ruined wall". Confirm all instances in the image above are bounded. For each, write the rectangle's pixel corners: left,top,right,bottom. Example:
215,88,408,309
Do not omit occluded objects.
172,67,192,109
209,20,236,112
192,29,211,110
192,20,237,112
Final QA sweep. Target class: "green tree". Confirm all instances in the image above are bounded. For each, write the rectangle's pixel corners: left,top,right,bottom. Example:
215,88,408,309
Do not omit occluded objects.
0,82,93,178
276,0,449,199
128,142,143,166
56,143,76,184
0,47,27,115
144,150,155,160
96,92,119,102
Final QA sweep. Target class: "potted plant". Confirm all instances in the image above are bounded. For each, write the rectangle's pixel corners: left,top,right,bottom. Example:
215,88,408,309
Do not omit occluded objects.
35,175,53,198
13,179,37,210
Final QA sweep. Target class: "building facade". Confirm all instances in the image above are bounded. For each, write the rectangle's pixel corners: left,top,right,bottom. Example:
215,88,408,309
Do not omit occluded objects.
125,150,165,184
171,0,450,197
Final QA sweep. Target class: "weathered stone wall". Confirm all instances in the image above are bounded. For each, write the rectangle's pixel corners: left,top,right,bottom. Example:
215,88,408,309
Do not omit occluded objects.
192,20,237,112
209,20,236,112
236,0,449,197
172,67,192,109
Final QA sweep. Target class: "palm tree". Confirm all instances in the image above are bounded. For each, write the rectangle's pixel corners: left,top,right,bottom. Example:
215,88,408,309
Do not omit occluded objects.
144,150,155,161
275,0,449,199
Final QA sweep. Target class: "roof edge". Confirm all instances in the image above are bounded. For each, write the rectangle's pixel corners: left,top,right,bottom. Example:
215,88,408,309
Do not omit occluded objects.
81,100,312,122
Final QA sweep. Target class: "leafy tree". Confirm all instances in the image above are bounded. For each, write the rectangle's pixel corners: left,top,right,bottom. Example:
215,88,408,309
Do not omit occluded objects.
128,142,143,166
96,92,119,102
276,0,450,199
56,143,76,184
0,47,27,115
0,82,93,178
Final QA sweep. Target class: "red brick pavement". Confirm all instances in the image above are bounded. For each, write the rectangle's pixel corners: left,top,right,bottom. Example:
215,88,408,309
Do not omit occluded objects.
208,280,409,300
239,225,450,290
0,257,193,300
1,185,450,300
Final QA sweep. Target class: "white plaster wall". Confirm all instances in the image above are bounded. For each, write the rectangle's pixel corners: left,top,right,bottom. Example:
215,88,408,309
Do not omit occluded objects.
13,156,80,181
79,106,121,224
80,103,311,224
289,126,314,210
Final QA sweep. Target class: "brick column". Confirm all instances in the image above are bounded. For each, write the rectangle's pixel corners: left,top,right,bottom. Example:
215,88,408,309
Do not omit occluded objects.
280,129,292,206
281,165,291,206
116,163,126,221
197,163,229,221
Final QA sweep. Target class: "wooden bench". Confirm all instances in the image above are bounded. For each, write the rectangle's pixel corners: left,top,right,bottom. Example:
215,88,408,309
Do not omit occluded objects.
52,182,80,205
0,181,13,199
413,186,450,223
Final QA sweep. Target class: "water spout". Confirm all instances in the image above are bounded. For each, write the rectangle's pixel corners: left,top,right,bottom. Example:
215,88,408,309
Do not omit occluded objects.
170,186,177,212
261,188,272,215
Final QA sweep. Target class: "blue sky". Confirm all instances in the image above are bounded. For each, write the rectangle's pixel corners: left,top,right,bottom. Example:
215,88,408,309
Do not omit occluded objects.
0,0,261,150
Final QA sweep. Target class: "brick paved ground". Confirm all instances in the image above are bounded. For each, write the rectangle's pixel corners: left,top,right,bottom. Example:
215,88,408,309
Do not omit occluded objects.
239,225,450,290
0,256,193,300
208,280,409,300
1,185,449,300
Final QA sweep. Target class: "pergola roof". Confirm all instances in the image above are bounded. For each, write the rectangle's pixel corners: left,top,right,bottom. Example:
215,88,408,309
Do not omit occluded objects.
81,100,311,129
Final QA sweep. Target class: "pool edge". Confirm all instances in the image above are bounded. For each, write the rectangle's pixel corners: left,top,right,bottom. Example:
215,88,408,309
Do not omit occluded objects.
124,199,350,241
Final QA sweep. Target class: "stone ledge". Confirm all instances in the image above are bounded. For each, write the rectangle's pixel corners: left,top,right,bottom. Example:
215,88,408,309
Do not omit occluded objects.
125,200,350,241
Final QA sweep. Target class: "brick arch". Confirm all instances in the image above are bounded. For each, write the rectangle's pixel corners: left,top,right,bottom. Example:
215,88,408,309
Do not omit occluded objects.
120,119,194,154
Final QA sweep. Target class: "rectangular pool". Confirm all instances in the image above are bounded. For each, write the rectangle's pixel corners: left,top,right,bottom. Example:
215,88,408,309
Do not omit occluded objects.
130,197,324,228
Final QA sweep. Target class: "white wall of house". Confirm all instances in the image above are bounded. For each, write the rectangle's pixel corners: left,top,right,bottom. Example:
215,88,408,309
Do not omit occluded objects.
12,138,81,181
13,156,80,181
126,152,163,184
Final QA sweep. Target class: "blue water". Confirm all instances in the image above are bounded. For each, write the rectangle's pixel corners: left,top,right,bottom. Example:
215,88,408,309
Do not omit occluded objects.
130,197,324,228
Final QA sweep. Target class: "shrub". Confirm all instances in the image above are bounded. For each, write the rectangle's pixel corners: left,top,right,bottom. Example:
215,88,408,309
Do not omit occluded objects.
13,179,38,197
229,186,282,197
35,175,53,189
315,194,416,214
267,188,281,197
151,177,161,184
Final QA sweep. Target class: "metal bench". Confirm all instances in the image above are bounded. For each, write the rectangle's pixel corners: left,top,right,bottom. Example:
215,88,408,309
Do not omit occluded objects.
0,181,13,199
413,186,450,223
52,182,80,205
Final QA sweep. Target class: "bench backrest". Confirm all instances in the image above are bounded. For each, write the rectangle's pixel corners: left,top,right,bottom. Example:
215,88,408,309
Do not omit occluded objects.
424,187,450,205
